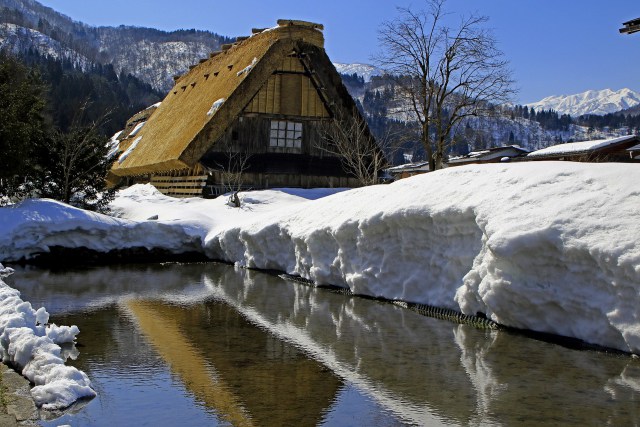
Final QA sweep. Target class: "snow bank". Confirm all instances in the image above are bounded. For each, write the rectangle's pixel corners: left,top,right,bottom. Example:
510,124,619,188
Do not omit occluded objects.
0,198,203,262
0,269,95,409
0,187,345,263
206,163,640,353
0,263,14,278
2,165,639,354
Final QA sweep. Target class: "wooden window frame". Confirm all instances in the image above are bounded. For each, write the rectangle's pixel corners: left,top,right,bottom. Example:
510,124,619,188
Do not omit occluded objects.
269,120,303,150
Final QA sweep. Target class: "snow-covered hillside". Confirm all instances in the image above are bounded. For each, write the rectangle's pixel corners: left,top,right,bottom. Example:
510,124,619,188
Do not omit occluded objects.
333,62,382,82
0,0,227,92
1,163,639,354
463,115,621,152
97,29,219,92
525,88,640,117
0,23,91,70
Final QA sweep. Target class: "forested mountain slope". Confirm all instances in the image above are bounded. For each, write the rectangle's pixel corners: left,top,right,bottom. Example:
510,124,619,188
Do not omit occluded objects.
0,0,232,91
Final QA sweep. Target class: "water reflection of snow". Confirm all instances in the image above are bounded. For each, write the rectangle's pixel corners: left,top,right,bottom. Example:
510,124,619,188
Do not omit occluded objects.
8,263,640,425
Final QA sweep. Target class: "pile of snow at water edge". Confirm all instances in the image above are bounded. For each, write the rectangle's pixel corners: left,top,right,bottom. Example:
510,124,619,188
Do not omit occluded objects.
2,167,639,353
0,186,348,263
0,263,14,277
0,265,95,409
206,162,640,354
0,197,204,262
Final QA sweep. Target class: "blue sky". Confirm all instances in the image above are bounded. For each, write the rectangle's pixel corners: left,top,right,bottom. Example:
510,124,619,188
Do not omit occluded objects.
38,0,639,103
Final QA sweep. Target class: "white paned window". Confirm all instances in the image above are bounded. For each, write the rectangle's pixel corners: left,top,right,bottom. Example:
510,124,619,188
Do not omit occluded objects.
269,120,302,149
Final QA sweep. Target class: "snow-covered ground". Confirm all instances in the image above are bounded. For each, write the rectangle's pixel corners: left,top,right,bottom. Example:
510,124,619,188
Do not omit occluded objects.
1,163,639,359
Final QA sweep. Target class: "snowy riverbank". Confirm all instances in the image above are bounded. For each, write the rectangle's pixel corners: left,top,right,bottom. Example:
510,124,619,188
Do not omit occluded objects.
0,265,95,409
1,162,639,355
206,162,640,353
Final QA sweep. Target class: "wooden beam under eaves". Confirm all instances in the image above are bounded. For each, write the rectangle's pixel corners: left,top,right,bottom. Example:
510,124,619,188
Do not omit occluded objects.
620,18,640,34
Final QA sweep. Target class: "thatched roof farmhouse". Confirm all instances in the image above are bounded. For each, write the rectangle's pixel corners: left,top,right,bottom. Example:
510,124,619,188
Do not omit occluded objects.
109,20,377,197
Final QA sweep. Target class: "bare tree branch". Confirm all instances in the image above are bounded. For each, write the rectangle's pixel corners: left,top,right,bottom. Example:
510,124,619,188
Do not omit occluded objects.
374,0,517,170
317,107,390,186
210,138,252,207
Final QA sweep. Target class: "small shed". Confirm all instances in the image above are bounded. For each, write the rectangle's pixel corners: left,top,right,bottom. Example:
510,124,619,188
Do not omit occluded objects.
108,20,378,197
386,161,430,180
526,135,640,162
446,145,530,167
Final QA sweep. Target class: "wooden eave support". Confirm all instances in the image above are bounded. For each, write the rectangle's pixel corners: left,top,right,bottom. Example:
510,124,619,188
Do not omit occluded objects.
277,19,324,31
620,18,640,34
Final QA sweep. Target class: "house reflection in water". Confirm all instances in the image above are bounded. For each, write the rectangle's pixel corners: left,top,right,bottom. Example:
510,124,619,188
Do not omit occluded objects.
126,299,342,426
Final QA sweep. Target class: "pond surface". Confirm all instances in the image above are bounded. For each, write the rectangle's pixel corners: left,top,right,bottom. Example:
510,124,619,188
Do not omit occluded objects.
6,263,640,426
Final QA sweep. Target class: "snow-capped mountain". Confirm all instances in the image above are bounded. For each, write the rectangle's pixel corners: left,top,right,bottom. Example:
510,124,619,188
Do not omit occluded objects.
333,62,382,82
525,88,640,117
0,0,230,92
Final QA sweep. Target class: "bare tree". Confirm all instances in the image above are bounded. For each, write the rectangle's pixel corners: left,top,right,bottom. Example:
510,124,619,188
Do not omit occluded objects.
375,0,516,170
318,106,389,186
211,139,252,207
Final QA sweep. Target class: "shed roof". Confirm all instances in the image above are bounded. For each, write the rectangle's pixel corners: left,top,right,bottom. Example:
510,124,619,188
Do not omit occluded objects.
447,145,529,165
110,21,327,177
527,135,639,159
386,161,430,174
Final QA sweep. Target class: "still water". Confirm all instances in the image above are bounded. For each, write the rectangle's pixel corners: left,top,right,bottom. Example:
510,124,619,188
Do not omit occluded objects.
6,263,640,426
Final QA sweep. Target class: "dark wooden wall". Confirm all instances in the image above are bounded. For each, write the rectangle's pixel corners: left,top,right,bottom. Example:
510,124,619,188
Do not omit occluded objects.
204,115,336,157
199,114,359,192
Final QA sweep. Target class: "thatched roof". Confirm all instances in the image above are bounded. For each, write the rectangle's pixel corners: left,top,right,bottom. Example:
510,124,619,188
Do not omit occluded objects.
110,20,331,177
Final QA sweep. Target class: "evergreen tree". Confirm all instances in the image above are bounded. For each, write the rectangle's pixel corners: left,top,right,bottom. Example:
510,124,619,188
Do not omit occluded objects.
0,51,47,199
30,118,115,212
0,53,121,210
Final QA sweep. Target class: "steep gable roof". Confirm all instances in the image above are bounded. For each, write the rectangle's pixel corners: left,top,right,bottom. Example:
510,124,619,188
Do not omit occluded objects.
110,21,330,177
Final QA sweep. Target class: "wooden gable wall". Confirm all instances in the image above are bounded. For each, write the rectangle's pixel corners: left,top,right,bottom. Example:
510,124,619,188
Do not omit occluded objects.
244,56,329,118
